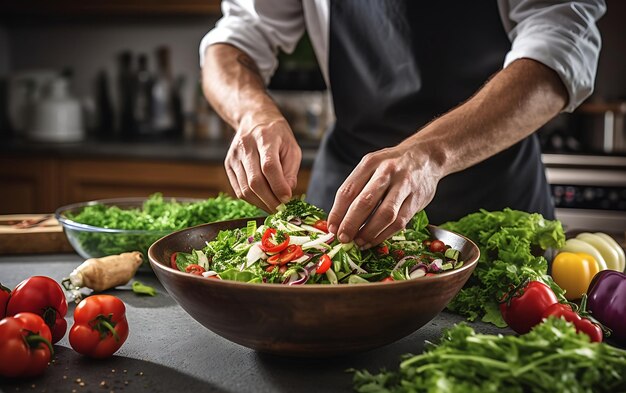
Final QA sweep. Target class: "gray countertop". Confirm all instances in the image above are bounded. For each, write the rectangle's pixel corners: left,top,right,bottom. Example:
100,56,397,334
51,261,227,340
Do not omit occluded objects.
0,253,511,393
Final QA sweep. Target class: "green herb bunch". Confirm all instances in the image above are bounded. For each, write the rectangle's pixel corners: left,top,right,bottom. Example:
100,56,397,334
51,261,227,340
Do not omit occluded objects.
353,317,626,393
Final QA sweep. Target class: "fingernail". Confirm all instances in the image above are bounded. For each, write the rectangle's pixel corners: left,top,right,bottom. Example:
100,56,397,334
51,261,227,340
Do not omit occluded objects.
328,224,337,234
280,195,290,203
338,233,349,243
360,243,371,251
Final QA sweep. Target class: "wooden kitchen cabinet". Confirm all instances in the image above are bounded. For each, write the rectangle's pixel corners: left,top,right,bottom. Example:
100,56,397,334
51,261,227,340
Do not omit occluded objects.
0,155,311,214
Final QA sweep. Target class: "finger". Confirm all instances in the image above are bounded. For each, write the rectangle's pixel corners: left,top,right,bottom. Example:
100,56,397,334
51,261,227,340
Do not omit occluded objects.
354,182,411,247
366,194,417,248
259,142,296,203
281,143,302,193
240,151,282,211
335,171,391,244
232,159,273,212
327,157,377,236
225,162,243,199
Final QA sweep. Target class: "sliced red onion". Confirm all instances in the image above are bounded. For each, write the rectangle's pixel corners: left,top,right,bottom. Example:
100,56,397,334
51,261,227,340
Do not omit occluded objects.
304,262,317,274
202,271,219,278
409,266,427,279
289,217,302,225
282,271,299,285
429,258,443,273
393,255,420,271
247,236,255,243
288,270,309,286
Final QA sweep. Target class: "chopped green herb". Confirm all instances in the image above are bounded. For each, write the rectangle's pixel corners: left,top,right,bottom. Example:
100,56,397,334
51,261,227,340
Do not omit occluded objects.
131,281,157,296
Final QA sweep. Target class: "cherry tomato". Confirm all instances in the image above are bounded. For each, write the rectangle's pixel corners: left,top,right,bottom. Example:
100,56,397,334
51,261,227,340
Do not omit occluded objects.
170,252,178,270
185,264,206,275
316,254,332,274
392,250,405,260
267,244,304,266
376,245,389,255
499,281,559,334
381,276,395,282
429,240,446,253
542,303,603,342
69,295,128,359
313,220,329,233
260,228,290,253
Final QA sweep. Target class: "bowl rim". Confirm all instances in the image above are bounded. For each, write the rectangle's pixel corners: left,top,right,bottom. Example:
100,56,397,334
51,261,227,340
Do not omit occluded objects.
55,196,205,234
148,222,480,291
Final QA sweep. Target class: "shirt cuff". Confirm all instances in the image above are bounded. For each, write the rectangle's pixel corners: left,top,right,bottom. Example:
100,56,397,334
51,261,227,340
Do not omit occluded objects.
503,26,598,113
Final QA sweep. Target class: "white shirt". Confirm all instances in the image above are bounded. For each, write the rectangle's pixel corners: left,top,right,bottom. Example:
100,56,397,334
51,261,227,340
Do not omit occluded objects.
200,0,606,112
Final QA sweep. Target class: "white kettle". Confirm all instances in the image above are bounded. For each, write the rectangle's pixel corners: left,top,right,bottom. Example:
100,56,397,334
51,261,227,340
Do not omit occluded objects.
28,77,84,142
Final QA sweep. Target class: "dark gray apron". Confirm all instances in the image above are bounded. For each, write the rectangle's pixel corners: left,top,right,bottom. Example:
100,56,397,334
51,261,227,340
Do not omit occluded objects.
306,0,555,224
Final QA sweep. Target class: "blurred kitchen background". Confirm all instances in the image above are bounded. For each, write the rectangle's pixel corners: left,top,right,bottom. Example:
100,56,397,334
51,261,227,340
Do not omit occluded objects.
0,0,624,233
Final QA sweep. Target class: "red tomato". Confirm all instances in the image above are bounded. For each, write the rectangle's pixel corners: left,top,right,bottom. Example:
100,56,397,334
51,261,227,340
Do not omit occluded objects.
0,283,10,318
381,276,395,282
316,254,332,274
69,295,129,359
392,250,405,260
268,245,304,266
376,245,389,255
313,220,329,233
428,240,446,253
0,312,53,378
170,252,178,270
499,281,559,334
7,276,68,344
260,228,290,253
542,303,603,342
185,264,206,275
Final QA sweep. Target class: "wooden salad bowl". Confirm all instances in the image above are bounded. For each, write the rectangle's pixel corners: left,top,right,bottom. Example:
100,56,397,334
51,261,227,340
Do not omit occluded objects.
148,218,480,357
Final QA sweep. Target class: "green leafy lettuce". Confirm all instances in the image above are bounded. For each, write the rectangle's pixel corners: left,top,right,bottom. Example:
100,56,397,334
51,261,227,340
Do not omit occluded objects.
440,208,566,327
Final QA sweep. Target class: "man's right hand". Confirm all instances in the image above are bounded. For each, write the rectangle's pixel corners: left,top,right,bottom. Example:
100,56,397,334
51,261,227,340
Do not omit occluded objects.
225,116,302,212
202,44,302,213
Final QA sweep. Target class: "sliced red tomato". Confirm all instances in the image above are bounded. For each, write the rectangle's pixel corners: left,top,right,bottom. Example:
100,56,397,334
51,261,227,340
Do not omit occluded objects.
260,228,290,253
316,254,332,274
392,250,405,260
267,244,304,266
185,264,206,275
381,276,395,282
170,252,178,270
313,220,329,233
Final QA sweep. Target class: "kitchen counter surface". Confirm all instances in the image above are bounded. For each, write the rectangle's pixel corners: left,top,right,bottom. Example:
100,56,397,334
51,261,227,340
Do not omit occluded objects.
0,253,512,393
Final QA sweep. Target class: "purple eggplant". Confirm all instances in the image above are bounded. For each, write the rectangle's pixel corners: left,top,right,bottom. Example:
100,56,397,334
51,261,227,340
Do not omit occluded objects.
587,270,626,343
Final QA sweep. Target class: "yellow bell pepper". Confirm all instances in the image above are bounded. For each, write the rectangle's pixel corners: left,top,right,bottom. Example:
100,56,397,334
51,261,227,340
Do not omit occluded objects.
551,252,600,300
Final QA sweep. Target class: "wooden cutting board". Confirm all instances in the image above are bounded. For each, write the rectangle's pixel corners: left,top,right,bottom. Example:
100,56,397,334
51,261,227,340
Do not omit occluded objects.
0,214,74,254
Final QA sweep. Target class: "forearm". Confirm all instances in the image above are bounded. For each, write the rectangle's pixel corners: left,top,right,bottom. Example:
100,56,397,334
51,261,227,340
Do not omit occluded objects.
201,43,283,131
405,58,568,178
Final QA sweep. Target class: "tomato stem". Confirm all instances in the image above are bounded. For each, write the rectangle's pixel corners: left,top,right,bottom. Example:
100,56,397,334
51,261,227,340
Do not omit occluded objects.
91,314,120,342
23,331,54,356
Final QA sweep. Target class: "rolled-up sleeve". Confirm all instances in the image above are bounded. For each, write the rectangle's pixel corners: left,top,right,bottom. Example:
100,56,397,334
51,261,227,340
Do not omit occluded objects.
199,0,305,84
500,0,606,112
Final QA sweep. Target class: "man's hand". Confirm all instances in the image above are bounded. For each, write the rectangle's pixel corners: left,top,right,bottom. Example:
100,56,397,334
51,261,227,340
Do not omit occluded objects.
202,44,302,212
327,143,442,249
328,58,568,248
225,117,301,212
